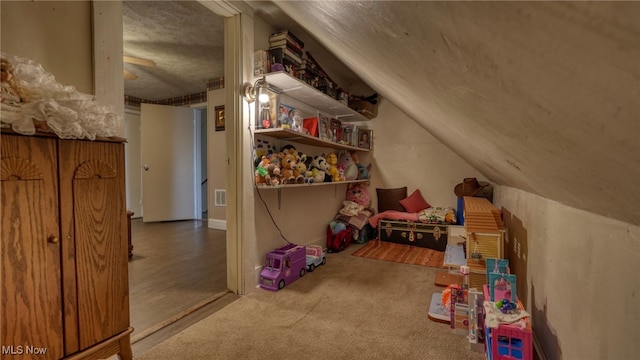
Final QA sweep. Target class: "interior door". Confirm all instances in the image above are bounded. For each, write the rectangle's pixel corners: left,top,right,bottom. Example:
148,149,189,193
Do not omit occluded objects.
141,103,196,222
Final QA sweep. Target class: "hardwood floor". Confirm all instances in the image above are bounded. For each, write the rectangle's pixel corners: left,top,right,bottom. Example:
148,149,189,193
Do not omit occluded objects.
127,219,228,350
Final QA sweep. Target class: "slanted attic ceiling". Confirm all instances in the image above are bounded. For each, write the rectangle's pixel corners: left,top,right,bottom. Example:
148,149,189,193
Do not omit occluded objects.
271,1,640,226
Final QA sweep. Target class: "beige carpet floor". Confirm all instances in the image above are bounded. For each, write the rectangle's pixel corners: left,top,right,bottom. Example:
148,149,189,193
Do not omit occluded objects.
136,243,486,360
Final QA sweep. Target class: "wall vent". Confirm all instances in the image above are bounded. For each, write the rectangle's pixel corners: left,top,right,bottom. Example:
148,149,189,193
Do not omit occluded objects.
214,189,226,207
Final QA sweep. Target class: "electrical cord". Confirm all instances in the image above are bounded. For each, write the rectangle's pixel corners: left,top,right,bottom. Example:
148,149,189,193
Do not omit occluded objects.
248,124,291,245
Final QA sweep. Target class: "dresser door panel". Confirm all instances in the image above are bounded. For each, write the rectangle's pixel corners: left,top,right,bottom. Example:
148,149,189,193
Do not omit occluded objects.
58,140,129,351
1,135,63,360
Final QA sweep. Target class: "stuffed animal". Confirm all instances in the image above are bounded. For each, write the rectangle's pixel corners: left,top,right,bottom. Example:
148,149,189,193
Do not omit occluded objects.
279,153,303,184
337,165,346,182
325,152,340,182
254,138,277,167
309,155,332,182
338,151,358,180
357,163,371,180
295,151,307,166
310,168,325,183
255,156,270,185
264,160,281,186
351,152,371,180
281,144,297,156
295,161,314,184
346,183,371,207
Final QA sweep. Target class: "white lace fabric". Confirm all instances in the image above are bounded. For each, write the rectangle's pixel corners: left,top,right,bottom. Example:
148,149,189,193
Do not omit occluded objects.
1,52,120,140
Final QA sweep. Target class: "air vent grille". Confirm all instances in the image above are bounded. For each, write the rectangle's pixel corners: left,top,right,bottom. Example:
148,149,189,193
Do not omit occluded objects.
214,189,226,207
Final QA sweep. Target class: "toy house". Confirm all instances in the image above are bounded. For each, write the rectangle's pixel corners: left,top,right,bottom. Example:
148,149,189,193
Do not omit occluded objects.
463,197,506,289
483,284,533,360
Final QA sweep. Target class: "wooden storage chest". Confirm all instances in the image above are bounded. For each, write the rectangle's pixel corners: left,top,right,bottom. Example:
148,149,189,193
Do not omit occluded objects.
378,220,448,251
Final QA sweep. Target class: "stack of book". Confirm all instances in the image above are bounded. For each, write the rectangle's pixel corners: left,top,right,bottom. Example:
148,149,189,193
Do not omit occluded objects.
268,30,304,77
300,51,339,99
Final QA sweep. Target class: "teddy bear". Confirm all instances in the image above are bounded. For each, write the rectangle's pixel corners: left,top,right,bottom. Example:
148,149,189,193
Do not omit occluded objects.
325,153,340,182
309,155,331,182
337,151,358,181
264,160,281,186
279,152,304,184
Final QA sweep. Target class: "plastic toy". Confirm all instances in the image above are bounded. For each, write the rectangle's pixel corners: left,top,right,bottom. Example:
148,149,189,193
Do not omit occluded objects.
325,152,340,181
305,245,326,272
259,244,307,291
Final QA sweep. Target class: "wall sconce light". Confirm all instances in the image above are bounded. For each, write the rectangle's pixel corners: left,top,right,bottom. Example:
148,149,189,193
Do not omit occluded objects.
242,78,280,129
241,78,270,103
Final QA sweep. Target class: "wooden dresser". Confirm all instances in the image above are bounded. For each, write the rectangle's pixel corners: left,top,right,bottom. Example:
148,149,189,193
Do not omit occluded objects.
1,131,132,360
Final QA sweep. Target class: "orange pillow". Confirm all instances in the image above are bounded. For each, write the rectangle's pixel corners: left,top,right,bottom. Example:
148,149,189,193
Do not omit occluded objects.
399,189,431,213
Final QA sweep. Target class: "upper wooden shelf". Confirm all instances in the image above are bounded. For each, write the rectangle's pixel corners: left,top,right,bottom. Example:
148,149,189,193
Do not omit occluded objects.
254,128,370,152
261,71,372,123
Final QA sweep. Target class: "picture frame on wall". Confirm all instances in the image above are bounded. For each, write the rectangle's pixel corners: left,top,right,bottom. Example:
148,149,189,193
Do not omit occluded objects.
341,123,355,146
357,128,372,150
215,105,225,131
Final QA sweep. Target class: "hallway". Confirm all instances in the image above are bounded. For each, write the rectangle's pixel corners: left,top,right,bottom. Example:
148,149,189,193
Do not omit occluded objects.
127,219,228,350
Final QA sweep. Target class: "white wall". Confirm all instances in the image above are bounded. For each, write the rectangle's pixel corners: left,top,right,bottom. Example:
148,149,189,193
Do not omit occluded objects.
124,109,142,217
207,88,227,226
1,1,93,94
364,97,486,210
495,187,640,360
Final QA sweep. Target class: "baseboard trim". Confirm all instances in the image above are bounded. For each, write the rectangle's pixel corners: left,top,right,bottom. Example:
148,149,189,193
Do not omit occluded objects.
533,332,547,360
208,219,226,230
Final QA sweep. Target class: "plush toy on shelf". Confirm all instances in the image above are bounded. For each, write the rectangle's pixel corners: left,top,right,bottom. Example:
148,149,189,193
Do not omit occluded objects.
295,161,314,184
279,153,304,184
325,152,340,182
309,154,332,182
255,156,270,185
264,159,281,186
337,151,358,180
351,152,371,180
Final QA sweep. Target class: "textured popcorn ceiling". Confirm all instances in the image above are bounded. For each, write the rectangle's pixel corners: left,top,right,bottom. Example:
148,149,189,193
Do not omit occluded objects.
122,1,224,101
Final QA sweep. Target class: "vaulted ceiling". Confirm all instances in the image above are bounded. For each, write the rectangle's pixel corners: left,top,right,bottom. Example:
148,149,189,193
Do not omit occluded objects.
268,1,640,225
123,1,639,226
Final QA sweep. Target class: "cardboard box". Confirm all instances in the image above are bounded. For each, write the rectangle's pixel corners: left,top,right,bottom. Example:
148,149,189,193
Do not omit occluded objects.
349,100,378,119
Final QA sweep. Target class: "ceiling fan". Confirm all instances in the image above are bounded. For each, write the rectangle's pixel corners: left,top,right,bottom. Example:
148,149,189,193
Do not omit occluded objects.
123,55,157,80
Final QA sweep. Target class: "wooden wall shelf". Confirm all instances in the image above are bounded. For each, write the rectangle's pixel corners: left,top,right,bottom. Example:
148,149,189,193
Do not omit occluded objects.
261,71,372,122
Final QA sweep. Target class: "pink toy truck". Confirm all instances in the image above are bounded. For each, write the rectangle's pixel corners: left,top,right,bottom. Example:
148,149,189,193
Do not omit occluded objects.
260,243,307,291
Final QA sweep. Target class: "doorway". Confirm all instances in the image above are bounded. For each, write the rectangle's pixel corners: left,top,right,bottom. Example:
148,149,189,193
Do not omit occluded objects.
123,104,226,350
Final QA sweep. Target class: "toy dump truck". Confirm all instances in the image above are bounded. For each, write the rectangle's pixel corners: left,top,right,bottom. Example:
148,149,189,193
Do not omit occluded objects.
259,243,306,291
305,245,326,272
